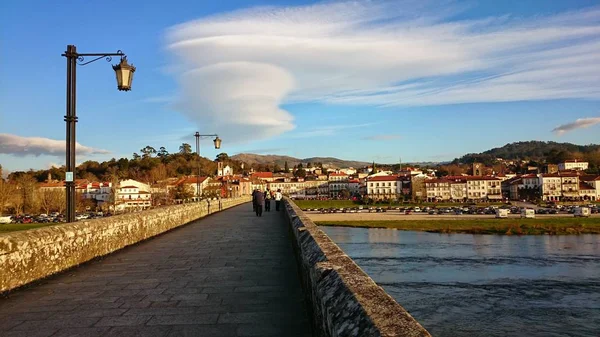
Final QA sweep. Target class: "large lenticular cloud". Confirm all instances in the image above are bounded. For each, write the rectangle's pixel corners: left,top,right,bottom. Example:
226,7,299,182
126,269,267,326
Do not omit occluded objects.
166,1,600,141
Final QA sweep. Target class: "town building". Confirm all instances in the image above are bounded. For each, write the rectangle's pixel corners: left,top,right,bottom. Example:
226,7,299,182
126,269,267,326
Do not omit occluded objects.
558,160,588,171
116,183,152,211
366,176,399,201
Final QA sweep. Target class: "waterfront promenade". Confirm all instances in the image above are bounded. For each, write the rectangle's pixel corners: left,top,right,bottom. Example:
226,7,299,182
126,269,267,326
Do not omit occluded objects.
0,204,312,337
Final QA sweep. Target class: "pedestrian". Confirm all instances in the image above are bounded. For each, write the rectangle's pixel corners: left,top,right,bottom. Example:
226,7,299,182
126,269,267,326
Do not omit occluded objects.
255,190,264,217
275,189,283,211
264,189,271,212
251,188,258,213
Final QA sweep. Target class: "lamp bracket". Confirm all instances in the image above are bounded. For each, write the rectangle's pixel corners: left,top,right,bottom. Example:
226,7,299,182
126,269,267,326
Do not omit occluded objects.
63,50,126,66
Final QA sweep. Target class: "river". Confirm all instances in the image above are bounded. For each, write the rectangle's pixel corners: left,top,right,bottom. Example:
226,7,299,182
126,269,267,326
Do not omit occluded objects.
321,227,600,337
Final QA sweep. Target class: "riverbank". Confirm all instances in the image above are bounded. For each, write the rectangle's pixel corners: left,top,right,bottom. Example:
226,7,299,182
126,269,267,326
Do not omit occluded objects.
316,218,600,235
294,200,505,209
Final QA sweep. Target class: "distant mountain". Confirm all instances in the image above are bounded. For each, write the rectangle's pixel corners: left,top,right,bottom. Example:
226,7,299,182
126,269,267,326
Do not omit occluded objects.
231,153,370,169
453,141,600,165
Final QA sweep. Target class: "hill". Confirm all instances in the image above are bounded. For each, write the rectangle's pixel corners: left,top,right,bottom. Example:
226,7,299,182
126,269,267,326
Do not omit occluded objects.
231,153,370,169
453,141,600,166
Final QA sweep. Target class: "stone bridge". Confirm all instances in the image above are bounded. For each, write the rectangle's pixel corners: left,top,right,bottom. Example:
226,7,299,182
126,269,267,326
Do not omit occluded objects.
0,199,430,337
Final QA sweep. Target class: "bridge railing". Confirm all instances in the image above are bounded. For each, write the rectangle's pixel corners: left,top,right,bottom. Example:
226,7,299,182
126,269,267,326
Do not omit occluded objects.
0,196,250,292
284,198,431,337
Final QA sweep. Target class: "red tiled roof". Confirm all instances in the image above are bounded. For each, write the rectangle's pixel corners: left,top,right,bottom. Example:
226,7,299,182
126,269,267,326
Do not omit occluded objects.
579,182,595,190
251,172,273,178
120,185,138,189
580,175,600,181
329,173,348,176
39,182,65,188
180,177,208,184
367,176,398,182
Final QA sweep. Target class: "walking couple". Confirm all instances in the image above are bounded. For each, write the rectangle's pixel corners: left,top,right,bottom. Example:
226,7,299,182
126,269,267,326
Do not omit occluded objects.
252,188,283,217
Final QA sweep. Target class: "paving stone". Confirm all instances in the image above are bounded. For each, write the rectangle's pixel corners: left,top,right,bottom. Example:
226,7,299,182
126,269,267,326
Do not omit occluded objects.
2,329,58,337
95,315,152,327
12,317,100,330
146,313,219,325
51,327,110,337
104,326,172,337
4,205,312,336
167,324,238,337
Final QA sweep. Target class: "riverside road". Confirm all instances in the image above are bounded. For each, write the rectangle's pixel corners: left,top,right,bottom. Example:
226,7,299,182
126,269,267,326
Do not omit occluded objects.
0,204,312,337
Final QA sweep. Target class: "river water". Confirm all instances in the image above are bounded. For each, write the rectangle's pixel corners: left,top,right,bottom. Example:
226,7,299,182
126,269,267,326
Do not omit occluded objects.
321,227,600,337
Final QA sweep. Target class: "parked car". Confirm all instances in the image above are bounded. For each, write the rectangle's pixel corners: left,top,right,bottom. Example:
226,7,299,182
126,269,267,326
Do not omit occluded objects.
0,215,13,224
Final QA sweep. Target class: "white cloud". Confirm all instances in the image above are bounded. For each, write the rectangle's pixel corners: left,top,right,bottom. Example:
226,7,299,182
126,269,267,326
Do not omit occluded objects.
287,123,375,138
166,1,600,141
0,134,109,157
552,117,600,135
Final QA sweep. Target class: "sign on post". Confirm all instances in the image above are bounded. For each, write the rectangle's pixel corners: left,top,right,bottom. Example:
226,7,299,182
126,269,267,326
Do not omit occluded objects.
65,172,74,182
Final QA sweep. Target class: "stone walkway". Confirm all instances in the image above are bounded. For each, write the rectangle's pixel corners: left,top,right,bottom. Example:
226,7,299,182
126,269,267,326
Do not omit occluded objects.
0,204,312,337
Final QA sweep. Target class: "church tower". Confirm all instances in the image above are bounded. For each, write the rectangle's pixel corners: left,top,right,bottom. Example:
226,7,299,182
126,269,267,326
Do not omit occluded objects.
473,162,483,176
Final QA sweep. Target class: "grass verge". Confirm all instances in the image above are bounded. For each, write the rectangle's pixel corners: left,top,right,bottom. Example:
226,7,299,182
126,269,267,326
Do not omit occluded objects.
316,218,600,235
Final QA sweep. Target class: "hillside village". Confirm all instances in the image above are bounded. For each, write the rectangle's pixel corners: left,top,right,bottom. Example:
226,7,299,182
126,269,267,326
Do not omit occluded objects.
2,157,597,216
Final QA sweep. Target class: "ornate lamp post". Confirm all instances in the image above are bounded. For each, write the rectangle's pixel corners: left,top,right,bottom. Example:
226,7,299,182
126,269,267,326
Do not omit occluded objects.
62,45,135,223
194,132,222,200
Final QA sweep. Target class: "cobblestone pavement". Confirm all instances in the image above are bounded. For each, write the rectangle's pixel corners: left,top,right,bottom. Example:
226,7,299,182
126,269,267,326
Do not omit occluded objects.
0,204,313,337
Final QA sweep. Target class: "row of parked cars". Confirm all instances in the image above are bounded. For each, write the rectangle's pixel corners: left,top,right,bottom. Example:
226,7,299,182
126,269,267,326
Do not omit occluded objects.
0,212,112,224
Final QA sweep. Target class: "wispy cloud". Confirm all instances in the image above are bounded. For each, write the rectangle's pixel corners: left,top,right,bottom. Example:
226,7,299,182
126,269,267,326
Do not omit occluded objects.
362,134,402,141
287,123,375,139
0,134,109,157
166,1,600,141
552,117,600,135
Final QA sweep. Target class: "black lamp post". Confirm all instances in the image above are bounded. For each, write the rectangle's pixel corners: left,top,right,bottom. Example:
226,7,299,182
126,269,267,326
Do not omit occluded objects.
62,45,135,223
194,132,222,200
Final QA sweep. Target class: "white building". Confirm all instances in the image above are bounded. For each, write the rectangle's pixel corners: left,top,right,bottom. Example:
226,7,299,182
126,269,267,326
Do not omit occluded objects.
116,184,152,211
558,160,588,171
328,172,349,182
366,176,399,200
580,175,600,201
217,164,234,177
539,173,579,201
425,179,451,202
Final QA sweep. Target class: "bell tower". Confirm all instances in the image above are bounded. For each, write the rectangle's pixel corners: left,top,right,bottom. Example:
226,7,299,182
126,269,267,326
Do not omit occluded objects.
473,162,483,176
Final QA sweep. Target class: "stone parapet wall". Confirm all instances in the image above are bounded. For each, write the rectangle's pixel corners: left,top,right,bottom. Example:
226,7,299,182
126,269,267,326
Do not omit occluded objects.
0,197,250,292
284,199,431,337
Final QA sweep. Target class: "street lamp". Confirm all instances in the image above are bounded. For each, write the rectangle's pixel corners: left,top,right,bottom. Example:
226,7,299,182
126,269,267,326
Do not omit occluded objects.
62,45,135,223
194,133,222,201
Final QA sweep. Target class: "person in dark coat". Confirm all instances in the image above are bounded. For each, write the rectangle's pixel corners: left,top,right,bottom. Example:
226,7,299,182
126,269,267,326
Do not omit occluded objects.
264,189,271,212
255,190,264,216
251,189,258,212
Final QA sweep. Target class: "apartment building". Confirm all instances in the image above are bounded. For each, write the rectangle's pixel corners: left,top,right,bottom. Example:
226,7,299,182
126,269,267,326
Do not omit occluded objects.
366,176,399,200
539,173,579,201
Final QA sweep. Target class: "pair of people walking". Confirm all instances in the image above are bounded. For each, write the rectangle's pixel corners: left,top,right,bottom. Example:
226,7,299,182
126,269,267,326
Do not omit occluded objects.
252,188,283,216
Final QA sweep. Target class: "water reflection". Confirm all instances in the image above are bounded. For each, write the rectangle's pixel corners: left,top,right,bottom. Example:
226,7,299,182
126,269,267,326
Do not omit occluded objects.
322,227,600,337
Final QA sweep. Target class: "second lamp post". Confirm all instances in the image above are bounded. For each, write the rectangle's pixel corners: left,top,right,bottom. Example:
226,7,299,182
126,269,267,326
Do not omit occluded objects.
194,132,222,200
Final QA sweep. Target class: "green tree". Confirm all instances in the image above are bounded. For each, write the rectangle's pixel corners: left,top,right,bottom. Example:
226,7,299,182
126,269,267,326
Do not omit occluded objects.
294,168,307,178
179,143,192,154
171,184,194,200
132,152,141,160
140,146,157,159
157,147,169,159
284,161,289,172
215,153,229,162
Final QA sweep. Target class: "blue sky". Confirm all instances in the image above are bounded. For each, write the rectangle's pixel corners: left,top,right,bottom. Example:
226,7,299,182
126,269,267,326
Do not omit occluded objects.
1,0,599,173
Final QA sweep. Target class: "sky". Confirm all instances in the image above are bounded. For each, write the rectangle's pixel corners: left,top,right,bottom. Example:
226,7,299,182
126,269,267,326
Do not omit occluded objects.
1,0,599,173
